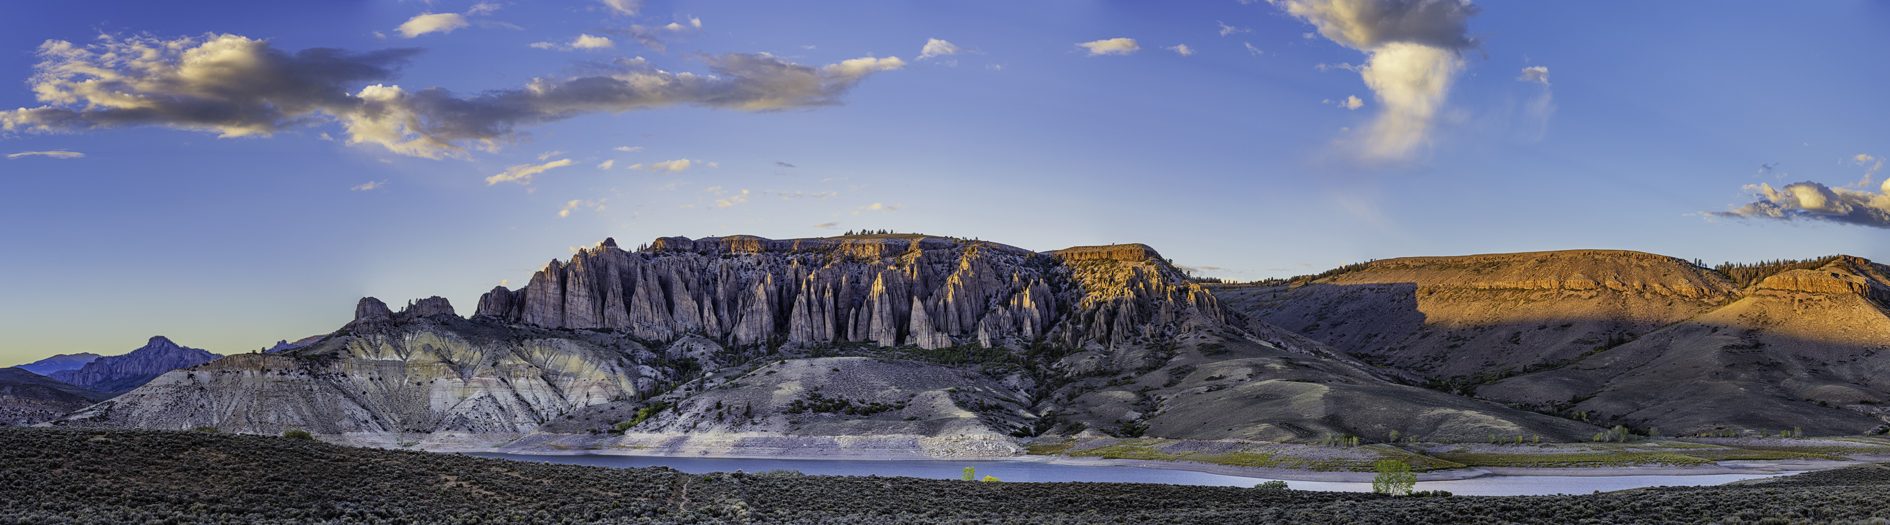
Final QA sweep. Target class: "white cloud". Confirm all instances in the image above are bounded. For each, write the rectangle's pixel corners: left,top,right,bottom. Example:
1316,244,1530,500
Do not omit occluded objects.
396,13,469,38
1245,42,1265,56
351,180,387,191
814,222,838,229
559,198,606,217
467,3,501,15
1517,65,1550,85
1325,95,1364,110
0,35,907,159
627,159,694,172
611,18,704,53
537,150,566,161
486,158,574,185
919,39,965,60
1166,44,1196,56
766,190,837,200
614,146,643,152
1218,21,1252,36
6,150,83,159
532,34,615,51
599,0,641,15
1276,0,1481,162
1713,179,1890,229
1077,38,1140,56
848,202,903,215
715,190,751,208
596,160,614,169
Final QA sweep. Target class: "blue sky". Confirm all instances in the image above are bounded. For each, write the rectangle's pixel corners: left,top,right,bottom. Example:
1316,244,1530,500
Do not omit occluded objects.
2,0,1886,363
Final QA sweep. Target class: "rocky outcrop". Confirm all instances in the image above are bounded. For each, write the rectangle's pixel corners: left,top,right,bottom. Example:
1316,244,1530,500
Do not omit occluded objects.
472,235,1227,352
48,336,220,394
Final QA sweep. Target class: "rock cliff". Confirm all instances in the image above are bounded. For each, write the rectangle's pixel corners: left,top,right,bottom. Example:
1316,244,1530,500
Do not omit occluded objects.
49,336,220,394
473,235,1225,352
61,234,1605,445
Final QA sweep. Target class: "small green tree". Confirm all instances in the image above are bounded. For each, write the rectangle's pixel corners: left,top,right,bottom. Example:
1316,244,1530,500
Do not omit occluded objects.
1254,480,1290,490
1372,460,1416,496
283,429,314,440
962,467,975,481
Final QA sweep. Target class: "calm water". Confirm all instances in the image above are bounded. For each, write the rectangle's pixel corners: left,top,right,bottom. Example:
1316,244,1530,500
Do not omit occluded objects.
466,453,1792,496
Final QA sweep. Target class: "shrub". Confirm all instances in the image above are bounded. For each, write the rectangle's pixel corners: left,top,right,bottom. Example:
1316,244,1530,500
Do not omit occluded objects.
980,475,1001,482
1254,480,1290,490
1372,460,1416,496
189,426,219,433
962,467,975,481
282,429,313,440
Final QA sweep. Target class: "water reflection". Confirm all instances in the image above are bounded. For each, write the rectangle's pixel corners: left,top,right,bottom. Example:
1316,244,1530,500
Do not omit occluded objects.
467,453,1793,496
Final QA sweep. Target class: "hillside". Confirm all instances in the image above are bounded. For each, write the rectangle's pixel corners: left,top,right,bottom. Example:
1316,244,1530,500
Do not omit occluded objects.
1214,251,1890,436
0,367,110,425
56,234,1601,446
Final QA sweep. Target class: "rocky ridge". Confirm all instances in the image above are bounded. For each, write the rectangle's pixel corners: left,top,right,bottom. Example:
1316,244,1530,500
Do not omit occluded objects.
57,234,1602,448
0,368,109,425
49,336,220,394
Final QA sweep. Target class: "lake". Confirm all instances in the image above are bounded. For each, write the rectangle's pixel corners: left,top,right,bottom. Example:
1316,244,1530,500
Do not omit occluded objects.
466,453,1792,496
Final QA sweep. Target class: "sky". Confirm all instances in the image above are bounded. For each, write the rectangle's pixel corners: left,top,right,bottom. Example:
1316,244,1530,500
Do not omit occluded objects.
1,0,1887,364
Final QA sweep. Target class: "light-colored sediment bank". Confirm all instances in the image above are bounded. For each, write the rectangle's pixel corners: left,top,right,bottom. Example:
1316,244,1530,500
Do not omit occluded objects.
313,431,1890,483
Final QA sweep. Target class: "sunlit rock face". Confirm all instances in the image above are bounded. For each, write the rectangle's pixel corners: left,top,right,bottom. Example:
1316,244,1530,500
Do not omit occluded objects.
474,235,1227,352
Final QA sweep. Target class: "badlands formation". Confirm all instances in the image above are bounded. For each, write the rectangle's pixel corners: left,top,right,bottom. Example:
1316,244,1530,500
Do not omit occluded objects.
55,234,1597,456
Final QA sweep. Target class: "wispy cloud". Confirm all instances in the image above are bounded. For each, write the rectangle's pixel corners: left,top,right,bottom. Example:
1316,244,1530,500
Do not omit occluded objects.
775,161,796,168
614,146,643,152
1077,38,1140,56
396,13,469,38
1276,0,1481,162
530,34,615,51
627,159,694,172
1325,95,1364,110
596,159,614,169
486,158,574,185
6,150,83,159
813,222,838,229
715,190,751,208
918,39,969,60
849,202,902,215
1244,42,1265,56
559,198,606,217
1516,65,1556,140
606,18,703,53
1517,66,1549,85
765,190,837,200
351,180,387,191
1166,44,1196,56
599,0,641,15
0,34,906,160
1218,21,1252,36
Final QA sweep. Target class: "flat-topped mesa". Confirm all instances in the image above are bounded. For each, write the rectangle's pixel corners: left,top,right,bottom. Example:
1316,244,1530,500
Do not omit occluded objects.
1052,243,1166,263
472,234,1229,350
1322,249,1743,300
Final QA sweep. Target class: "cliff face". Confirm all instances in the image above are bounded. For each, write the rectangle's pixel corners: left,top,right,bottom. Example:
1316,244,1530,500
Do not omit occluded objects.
474,236,1225,352
49,336,221,394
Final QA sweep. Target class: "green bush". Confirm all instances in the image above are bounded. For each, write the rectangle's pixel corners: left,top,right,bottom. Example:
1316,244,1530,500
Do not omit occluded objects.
962,467,975,481
189,426,219,433
1373,460,1416,496
1254,480,1290,490
282,429,313,440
